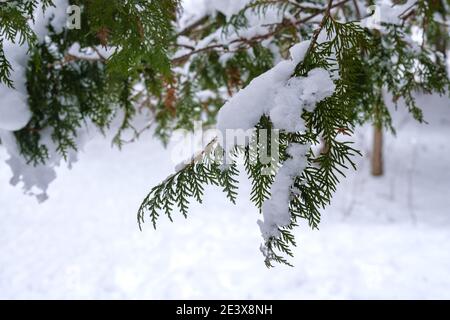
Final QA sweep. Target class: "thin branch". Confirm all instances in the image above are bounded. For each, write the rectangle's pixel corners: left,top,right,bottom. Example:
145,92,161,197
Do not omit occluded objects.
352,0,361,20
47,53,104,68
161,137,219,184
172,0,350,65
91,46,107,61
398,1,418,20
176,15,209,37
302,0,334,60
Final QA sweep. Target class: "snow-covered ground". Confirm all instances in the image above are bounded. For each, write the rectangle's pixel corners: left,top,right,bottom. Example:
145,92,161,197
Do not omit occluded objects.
0,93,449,299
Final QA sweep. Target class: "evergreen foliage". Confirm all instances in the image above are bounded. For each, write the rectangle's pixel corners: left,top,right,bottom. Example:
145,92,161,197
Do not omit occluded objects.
3,0,179,163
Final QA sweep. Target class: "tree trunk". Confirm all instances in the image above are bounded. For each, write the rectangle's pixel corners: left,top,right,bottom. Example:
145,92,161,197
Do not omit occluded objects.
371,125,383,176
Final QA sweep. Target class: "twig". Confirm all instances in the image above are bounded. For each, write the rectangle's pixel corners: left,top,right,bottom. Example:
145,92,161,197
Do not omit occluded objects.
91,46,107,62
176,15,209,37
165,136,219,181
172,0,350,65
303,0,334,60
352,0,361,20
398,1,418,20
47,53,104,68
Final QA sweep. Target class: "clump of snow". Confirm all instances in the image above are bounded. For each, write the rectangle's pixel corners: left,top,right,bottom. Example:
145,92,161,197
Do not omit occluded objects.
208,0,251,18
361,0,417,30
67,42,115,61
0,40,31,131
0,0,69,131
270,68,335,132
258,143,310,240
0,0,71,201
260,67,334,240
216,40,334,141
216,41,310,148
215,39,336,243
33,0,69,41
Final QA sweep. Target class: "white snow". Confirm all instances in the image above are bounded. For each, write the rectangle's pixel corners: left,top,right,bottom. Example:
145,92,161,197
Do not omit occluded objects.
216,42,335,140
258,67,335,240
0,0,74,201
270,68,335,132
0,0,69,132
216,41,310,146
0,127,85,202
33,0,69,41
361,0,418,30
0,37,32,132
179,0,253,29
258,143,310,240
1,93,450,299
67,43,115,61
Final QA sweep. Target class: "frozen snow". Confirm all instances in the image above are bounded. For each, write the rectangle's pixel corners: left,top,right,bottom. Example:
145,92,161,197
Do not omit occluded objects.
0,37,32,132
216,42,334,142
361,0,418,30
33,0,69,41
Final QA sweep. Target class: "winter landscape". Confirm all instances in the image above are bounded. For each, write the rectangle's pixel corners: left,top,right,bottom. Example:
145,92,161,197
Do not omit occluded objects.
1,0,450,299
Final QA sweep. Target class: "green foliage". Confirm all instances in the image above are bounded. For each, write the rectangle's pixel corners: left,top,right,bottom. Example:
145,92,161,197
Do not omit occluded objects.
74,0,178,78
137,142,239,229
0,40,13,87
15,25,114,164
9,0,180,163
357,25,450,131
0,0,54,86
